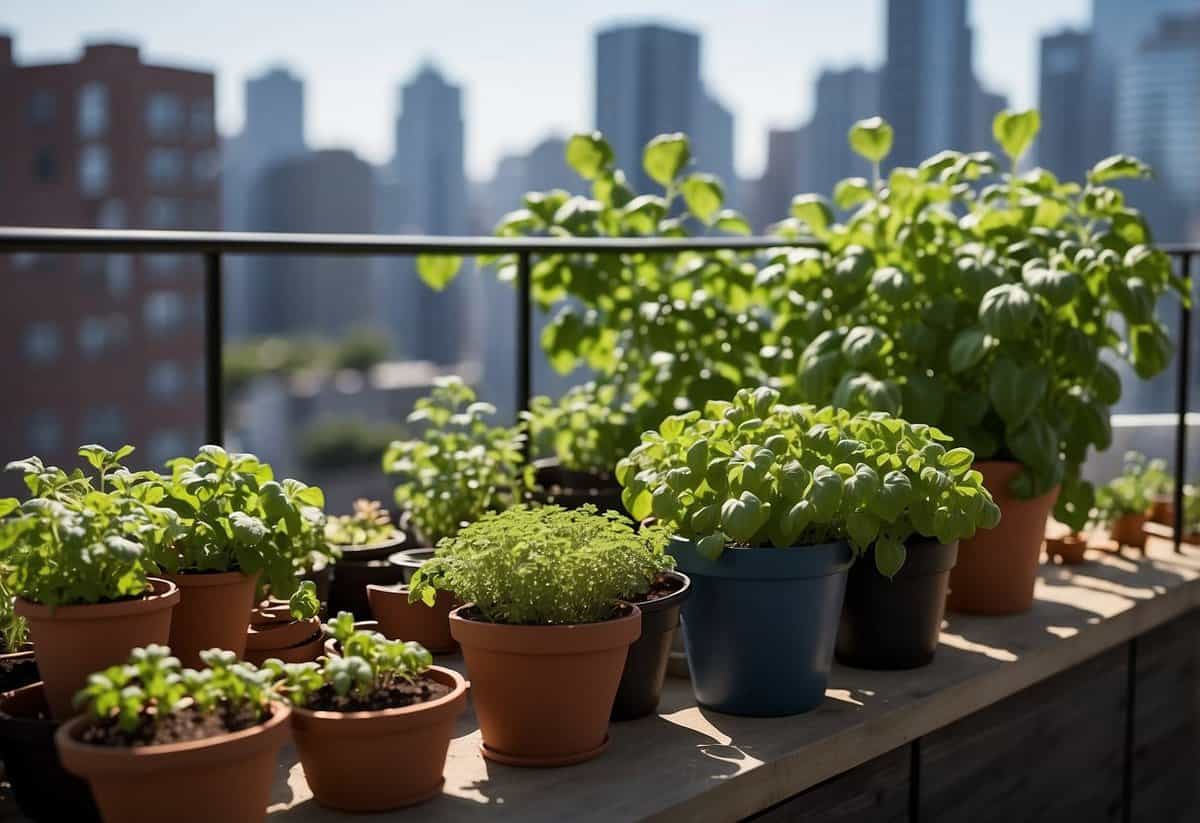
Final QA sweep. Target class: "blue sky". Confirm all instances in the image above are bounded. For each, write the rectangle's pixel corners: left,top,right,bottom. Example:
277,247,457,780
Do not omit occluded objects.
2,0,1089,179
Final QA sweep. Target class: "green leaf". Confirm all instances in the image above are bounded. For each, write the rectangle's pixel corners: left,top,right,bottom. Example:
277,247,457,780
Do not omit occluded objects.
416,255,463,292
1130,325,1172,379
869,470,913,521
643,133,691,187
1092,361,1122,405
1022,267,1079,306
713,210,752,235
841,326,890,367
720,491,769,544
979,284,1037,339
846,511,880,550
873,538,907,579
848,117,894,163
680,174,724,223
565,132,614,180
790,194,834,235
949,328,991,373
871,267,913,302
989,357,1047,427
834,177,874,210
1007,416,1057,471
992,109,1040,162
1088,155,1152,184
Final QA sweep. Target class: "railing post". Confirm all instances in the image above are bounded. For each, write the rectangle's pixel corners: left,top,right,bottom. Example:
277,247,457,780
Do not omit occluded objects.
516,250,533,441
1173,252,1192,553
204,251,223,446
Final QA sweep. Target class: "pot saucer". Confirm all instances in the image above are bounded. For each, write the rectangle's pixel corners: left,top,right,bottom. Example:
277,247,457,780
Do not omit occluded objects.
479,735,609,768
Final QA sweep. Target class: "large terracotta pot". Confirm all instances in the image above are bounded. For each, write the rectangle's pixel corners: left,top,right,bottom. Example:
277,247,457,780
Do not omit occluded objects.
1111,512,1148,550
367,585,457,654
14,578,180,721
450,604,640,767
1045,533,1089,565
290,666,468,811
947,461,1058,615
165,570,259,668
56,701,290,823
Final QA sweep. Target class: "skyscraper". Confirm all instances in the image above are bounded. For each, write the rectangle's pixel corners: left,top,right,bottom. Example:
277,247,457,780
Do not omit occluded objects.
881,0,974,168
745,127,803,231
594,24,735,195
0,37,217,475
798,67,880,197
1037,30,1091,181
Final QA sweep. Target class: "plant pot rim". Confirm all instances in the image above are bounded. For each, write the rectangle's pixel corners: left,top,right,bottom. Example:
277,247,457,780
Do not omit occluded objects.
388,547,436,569
56,699,291,771
628,570,691,613
333,534,407,555
14,577,180,621
246,617,322,650
449,603,641,654
289,666,467,729
0,681,54,736
163,569,260,588
668,536,852,580
864,538,959,579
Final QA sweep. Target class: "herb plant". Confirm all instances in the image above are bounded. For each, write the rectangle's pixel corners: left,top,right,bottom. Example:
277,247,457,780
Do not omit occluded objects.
73,645,275,742
382,377,527,543
1091,451,1163,525
0,446,177,607
408,505,674,625
763,110,1186,530
616,387,1000,576
267,612,433,709
324,499,398,546
524,382,639,475
144,446,330,619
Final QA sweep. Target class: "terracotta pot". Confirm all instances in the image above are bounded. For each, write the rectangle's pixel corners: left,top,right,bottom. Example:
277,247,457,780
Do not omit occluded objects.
56,701,291,823
450,604,640,767
367,585,458,653
244,630,324,667
15,577,180,721
1150,496,1174,526
0,683,101,822
291,666,467,811
388,548,436,584
165,570,259,668
246,616,321,651
1045,533,1089,565
529,459,624,513
611,571,691,720
0,647,40,694
947,461,1058,615
1111,512,1148,550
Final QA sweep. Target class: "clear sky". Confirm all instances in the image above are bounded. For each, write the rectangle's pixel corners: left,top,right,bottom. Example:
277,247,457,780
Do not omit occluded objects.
2,0,1089,180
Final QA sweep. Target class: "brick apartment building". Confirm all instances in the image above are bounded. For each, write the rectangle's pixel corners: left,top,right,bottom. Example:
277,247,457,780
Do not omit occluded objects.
0,36,218,480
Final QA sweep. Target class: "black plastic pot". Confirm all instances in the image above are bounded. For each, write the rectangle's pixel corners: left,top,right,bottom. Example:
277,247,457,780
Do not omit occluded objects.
0,682,100,822
530,459,624,513
612,571,691,721
836,539,959,670
388,547,436,584
329,535,408,618
0,648,39,694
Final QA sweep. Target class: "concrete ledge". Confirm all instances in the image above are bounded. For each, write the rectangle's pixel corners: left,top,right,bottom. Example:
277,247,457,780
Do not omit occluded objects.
237,540,1200,819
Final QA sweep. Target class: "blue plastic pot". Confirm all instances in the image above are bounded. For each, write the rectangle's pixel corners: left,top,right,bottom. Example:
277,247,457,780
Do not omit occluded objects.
671,536,852,717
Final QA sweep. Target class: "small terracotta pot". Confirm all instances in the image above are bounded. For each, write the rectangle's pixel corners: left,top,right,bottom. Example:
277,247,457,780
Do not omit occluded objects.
15,578,180,721
367,585,458,654
244,631,324,667
1111,512,1148,550
246,616,321,652
948,461,1058,615
1150,496,1174,526
0,683,100,822
290,666,468,811
0,646,40,694
164,570,259,668
56,701,291,823
1045,533,1089,565
451,604,640,767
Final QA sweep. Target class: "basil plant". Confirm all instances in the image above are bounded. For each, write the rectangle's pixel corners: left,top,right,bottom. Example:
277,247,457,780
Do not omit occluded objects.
616,387,1000,576
761,109,1187,530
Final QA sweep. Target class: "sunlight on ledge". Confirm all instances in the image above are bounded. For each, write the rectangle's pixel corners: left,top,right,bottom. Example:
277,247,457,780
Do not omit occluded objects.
939,632,1019,663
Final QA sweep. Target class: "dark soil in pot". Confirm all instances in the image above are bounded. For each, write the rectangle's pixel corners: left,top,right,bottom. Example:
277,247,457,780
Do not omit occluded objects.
0,682,101,823
329,541,409,619
529,459,623,513
0,647,39,694
836,540,959,670
612,571,691,720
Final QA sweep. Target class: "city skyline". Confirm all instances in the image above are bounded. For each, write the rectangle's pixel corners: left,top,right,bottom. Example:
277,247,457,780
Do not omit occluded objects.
2,0,1088,181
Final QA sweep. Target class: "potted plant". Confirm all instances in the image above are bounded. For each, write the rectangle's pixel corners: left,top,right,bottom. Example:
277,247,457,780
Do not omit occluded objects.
326,498,407,618
0,578,38,694
56,645,290,822
408,505,664,765
763,110,1185,614
267,624,467,811
524,382,638,513
2,446,181,720
1092,451,1161,551
244,581,324,665
617,388,999,709
144,445,327,667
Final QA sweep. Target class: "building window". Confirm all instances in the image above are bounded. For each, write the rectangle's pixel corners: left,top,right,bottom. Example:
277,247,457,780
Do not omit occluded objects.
190,199,217,229
192,150,219,185
78,315,129,358
147,254,181,279
146,92,183,139
148,429,188,466
33,148,56,182
190,99,214,138
22,323,60,365
107,258,134,296
26,411,62,453
144,291,185,334
97,198,126,229
82,407,126,445
147,148,184,187
78,83,109,138
147,360,184,399
29,90,56,126
145,197,181,228
79,144,110,197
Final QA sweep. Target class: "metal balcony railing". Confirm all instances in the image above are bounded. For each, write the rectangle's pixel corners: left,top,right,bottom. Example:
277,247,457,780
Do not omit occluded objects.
0,227,1196,550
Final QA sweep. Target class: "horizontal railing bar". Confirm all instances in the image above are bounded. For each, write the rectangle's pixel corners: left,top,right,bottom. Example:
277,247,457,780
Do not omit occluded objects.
0,227,820,256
